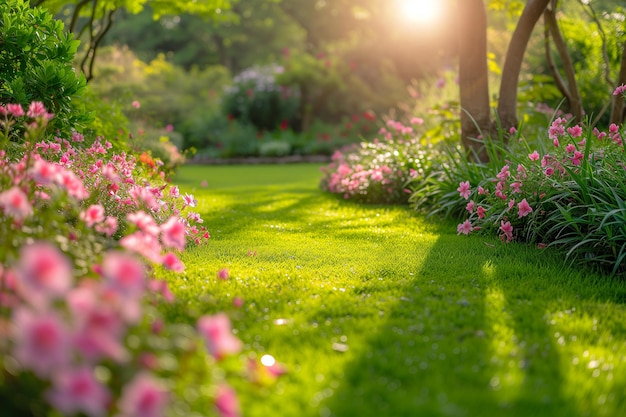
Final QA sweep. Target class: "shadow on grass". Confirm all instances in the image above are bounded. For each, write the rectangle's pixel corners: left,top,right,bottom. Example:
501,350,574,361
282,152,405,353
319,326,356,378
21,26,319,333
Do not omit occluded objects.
323,231,625,417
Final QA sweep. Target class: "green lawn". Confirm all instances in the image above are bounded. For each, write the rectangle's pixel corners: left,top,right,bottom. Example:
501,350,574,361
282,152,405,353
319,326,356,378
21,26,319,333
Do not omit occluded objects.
168,163,626,417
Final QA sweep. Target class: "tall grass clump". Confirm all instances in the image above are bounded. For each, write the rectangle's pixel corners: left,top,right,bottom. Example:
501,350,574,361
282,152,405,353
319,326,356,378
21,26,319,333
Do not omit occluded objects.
410,86,626,276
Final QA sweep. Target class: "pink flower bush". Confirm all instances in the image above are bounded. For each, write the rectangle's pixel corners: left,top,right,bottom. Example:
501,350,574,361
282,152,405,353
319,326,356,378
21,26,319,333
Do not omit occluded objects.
0,102,251,417
454,115,626,258
320,119,441,204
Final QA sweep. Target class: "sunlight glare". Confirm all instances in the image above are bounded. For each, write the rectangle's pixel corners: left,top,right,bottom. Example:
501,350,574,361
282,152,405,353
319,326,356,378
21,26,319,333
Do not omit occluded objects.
398,0,442,24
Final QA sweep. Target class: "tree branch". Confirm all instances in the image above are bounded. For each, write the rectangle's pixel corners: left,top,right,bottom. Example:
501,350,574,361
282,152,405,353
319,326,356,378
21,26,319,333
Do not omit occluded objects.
543,13,570,101
70,0,91,33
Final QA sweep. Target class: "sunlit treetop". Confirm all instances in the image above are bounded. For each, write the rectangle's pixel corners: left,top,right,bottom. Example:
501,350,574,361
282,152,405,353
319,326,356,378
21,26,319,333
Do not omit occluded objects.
33,0,236,21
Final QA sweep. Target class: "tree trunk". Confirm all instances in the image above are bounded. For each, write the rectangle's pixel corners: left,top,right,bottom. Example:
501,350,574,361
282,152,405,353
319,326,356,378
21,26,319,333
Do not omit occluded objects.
611,40,626,125
544,6,584,121
497,0,550,135
458,0,491,162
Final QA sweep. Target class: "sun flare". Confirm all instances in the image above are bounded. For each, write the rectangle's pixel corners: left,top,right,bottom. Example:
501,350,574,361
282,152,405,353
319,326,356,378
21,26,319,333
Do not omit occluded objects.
398,0,442,24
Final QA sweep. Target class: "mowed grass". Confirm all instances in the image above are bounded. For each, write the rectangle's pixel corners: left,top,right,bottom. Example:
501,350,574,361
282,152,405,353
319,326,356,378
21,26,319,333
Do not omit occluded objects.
167,163,626,417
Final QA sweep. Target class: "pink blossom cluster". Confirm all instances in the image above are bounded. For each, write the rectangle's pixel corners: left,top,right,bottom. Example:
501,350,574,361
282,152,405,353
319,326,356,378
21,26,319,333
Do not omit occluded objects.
456,119,625,244
0,102,245,417
320,119,433,204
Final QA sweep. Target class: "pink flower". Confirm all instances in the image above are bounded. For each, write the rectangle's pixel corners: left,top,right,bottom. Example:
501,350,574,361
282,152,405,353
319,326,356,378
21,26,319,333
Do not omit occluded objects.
572,150,584,166
466,200,475,213
30,159,58,185
517,198,533,218
47,367,111,417
548,117,566,140
95,216,118,237
11,307,70,377
478,186,488,195
132,100,141,109
102,251,145,300
72,131,85,143
508,199,515,211
16,242,73,307
499,221,513,242
456,220,473,235
457,181,471,200
567,125,583,137
121,232,163,264
410,117,424,125
509,126,517,135
128,211,160,236
197,313,243,360
148,279,175,303
215,384,241,417
27,101,53,119
496,165,510,180
544,167,554,176
217,268,230,280
476,206,486,219
510,182,522,194
7,103,24,117
182,193,197,208
67,285,128,361
117,373,169,417
565,143,576,153
80,204,105,227
0,186,33,220
162,253,184,272
613,84,626,95
161,216,186,251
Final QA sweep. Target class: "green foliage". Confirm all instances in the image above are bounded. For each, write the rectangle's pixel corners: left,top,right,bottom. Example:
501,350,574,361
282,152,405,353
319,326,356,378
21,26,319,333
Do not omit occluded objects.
0,0,90,136
89,46,231,155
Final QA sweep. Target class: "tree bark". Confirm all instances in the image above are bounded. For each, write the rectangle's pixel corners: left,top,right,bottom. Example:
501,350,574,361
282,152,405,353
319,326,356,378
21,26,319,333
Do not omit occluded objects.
544,6,584,121
497,0,550,134
458,0,491,162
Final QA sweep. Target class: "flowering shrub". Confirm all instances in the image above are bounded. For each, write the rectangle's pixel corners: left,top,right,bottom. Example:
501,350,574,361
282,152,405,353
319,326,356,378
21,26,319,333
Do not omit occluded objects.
320,118,441,204
443,86,626,275
222,65,299,131
0,103,247,416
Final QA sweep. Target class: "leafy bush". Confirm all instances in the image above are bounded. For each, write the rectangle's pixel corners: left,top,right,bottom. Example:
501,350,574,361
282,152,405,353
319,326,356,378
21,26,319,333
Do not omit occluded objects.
0,104,249,417
222,65,299,131
0,0,90,141
89,46,231,152
320,118,441,204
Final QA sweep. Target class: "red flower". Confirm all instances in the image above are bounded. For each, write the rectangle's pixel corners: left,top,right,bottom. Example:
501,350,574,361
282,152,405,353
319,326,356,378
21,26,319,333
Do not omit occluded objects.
362,111,376,121
279,120,289,131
